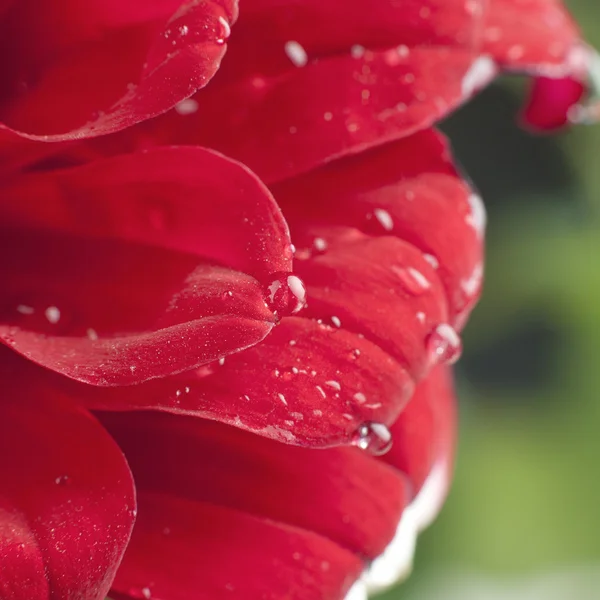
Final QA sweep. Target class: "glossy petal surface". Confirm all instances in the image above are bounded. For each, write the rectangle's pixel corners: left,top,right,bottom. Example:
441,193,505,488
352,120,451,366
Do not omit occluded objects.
274,129,484,323
64,317,413,447
0,147,290,385
0,384,135,599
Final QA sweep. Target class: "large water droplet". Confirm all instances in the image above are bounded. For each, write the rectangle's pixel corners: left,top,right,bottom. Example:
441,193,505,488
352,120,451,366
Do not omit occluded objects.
265,273,307,316
427,323,462,365
352,422,393,456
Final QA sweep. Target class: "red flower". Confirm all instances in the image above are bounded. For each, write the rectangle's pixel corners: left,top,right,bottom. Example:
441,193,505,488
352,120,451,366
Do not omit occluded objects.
0,1,594,599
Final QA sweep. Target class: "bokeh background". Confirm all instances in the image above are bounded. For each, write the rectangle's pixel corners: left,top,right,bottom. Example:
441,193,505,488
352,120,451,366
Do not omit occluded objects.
382,1,600,598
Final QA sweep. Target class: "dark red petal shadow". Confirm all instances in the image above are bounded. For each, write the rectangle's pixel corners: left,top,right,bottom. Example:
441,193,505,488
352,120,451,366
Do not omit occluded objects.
0,385,135,599
110,493,362,600
0,147,291,385
0,0,237,139
100,410,409,561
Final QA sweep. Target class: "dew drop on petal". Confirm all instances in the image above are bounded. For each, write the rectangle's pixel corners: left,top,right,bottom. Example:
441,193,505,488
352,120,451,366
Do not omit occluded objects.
352,422,393,456
373,208,394,231
285,40,308,67
265,273,307,316
392,266,431,295
45,306,61,324
175,98,199,115
427,323,462,365
54,475,70,486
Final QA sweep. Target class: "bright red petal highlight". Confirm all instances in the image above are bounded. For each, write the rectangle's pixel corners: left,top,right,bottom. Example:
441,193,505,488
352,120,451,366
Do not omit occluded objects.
0,388,135,599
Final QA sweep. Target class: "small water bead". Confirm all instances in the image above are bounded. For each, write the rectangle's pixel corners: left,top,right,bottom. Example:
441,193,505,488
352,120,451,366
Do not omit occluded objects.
351,422,393,456
265,273,307,316
284,40,308,67
175,98,199,115
392,266,431,295
45,306,61,324
373,208,394,231
54,475,71,486
313,237,328,253
427,323,462,365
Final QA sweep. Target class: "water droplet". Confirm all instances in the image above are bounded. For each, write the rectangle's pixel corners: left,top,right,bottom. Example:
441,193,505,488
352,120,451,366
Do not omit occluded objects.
265,273,307,316
350,44,365,58
313,237,328,253
175,98,199,115
427,323,462,365
392,266,431,295
325,380,341,391
352,422,393,456
16,304,34,315
373,208,394,231
141,588,152,600
461,55,496,97
284,40,308,67
330,316,342,328
45,306,61,324
55,475,70,486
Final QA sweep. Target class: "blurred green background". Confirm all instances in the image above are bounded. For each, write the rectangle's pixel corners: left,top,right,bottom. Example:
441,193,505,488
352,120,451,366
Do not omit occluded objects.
383,1,600,598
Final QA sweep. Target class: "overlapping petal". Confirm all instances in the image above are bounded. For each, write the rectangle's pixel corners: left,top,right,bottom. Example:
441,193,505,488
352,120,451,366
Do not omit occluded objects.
0,0,237,139
88,0,488,183
0,381,135,599
275,129,484,325
0,147,291,385
100,410,409,561
110,493,363,600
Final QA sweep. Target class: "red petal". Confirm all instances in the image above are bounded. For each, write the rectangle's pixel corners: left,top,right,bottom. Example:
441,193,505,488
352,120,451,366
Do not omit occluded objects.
0,147,290,385
274,129,484,324
0,385,135,599
295,233,448,380
101,411,409,560
93,0,488,183
0,146,291,278
483,0,581,72
382,365,457,497
111,492,363,600
126,47,483,184
0,0,237,138
43,317,413,447
521,75,586,130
